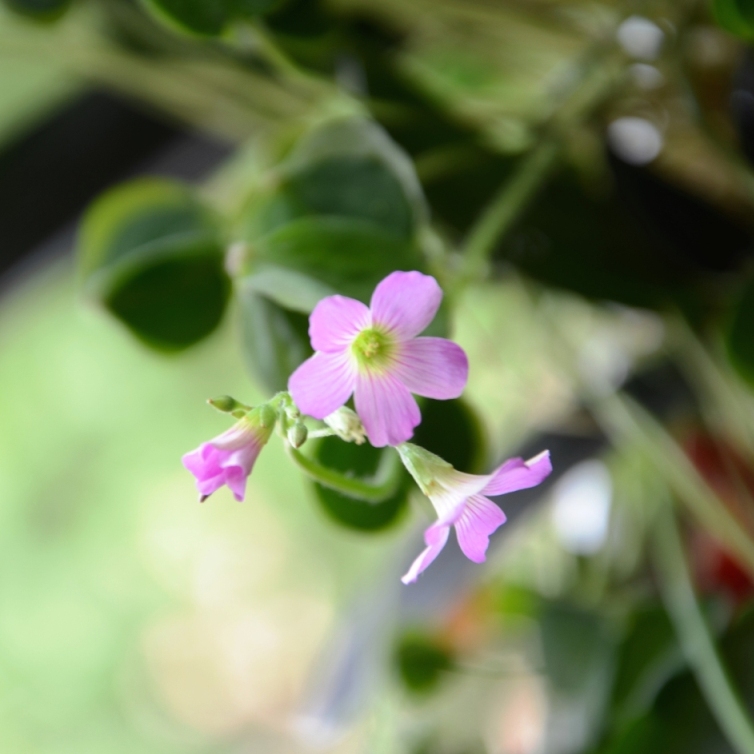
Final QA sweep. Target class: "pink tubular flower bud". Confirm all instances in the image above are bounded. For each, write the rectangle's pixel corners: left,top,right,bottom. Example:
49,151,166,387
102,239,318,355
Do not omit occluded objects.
182,405,275,502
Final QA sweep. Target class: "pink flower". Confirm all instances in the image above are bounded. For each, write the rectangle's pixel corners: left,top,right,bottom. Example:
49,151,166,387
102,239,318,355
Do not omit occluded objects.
182,407,274,502
397,444,552,584
288,271,468,447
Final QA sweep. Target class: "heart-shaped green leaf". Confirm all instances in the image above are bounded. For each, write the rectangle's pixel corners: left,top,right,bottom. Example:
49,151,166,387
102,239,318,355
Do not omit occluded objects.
78,178,230,351
311,437,410,531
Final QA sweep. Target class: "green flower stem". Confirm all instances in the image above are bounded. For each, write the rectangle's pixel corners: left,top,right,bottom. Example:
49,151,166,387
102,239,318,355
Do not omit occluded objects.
653,502,754,754
594,394,754,579
459,138,560,284
457,48,628,288
287,446,404,503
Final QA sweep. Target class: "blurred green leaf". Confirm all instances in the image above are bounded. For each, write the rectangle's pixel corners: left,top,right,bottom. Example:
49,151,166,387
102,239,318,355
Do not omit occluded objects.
596,608,754,754
78,178,230,351
312,436,410,531
3,0,70,21
541,601,616,752
395,632,453,694
249,216,423,304
140,0,279,37
282,117,427,236
610,603,682,721
240,116,427,247
413,398,486,473
236,285,312,393
714,0,754,37
725,277,754,387
284,154,415,239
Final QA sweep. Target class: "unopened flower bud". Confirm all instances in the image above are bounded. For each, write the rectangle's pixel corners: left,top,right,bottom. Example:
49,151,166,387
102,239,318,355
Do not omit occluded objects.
287,422,308,448
208,395,250,414
324,407,366,444
257,403,278,429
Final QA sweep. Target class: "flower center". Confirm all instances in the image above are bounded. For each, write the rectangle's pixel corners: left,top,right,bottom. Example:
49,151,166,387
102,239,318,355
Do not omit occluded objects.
352,327,393,368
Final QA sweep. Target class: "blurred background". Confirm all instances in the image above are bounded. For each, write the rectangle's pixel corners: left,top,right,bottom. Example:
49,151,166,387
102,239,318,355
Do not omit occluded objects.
3,0,754,752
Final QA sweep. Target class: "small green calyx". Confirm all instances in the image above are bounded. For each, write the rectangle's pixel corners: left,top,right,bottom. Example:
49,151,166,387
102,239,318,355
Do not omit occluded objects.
352,327,394,367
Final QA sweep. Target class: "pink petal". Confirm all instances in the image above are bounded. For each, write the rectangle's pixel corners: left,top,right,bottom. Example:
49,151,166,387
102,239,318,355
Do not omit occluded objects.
354,371,421,447
401,523,450,584
393,337,468,399
309,295,371,352
370,271,443,339
454,495,507,563
482,450,552,496
289,351,357,420
225,466,249,502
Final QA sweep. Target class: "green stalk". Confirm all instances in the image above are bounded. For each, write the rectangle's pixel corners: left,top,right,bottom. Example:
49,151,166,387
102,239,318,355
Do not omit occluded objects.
287,446,404,503
456,49,628,288
653,503,754,754
460,138,560,283
595,394,754,579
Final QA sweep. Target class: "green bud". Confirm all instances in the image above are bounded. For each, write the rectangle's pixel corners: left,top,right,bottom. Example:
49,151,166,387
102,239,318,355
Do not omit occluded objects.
208,395,250,414
257,403,278,429
324,407,366,444
287,422,308,449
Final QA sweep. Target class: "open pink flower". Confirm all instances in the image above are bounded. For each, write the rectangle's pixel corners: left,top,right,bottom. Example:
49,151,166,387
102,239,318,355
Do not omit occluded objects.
182,408,274,502
397,444,552,584
288,271,468,447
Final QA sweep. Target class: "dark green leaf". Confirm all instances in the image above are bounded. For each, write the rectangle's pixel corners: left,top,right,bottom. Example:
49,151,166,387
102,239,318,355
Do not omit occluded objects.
540,601,616,751
725,277,754,387
395,632,453,694
250,216,423,303
413,398,486,473
104,240,231,350
610,604,682,721
3,0,70,20
78,178,230,351
595,608,754,754
281,117,426,240
285,155,415,239
236,286,312,394
714,0,754,37
312,436,410,531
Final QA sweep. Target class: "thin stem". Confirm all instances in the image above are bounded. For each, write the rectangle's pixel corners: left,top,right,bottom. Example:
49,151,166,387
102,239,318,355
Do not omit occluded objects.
456,47,627,287
287,446,404,503
653,502,754,754
459,138,560,283
594,394,754,580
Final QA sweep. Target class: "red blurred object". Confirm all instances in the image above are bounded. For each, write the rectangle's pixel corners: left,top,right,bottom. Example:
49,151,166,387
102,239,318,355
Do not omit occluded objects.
684,431,754,604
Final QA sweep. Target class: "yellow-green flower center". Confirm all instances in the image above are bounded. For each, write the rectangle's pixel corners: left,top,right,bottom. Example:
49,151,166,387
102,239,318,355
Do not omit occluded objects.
352,327,394,369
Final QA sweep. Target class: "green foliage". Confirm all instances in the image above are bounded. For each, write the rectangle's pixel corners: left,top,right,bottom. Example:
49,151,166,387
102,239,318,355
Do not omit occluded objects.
244,216,423,304
725,276,754,386
610,603,682,721
140,0,279,37
395,633,453,694
235,116,432,389
713,0,754,38
2,0,71,21
413,398,486,474
312,437,410,531
78,178,230,351
597,608,754,754
237,287,311,393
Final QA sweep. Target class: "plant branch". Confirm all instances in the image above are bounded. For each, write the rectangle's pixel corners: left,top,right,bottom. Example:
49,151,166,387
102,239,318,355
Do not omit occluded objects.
653,502,754,754
594,393,754,579
287,445,404,503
